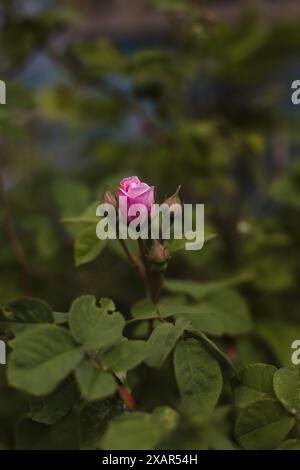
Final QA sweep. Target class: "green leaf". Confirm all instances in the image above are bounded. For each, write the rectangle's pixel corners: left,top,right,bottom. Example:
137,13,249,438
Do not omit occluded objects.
174,338,222,419
157,300,224,336
172,304,224,336
2,298,54,324
190,329,237,374
131,299,159,320
132,320,150,338
165,232,217,253
15,412,80,450
8,325,84,396
257,321,300,366
53,311,69,324
62,201,99,227
273,366,300,415
158,292,252,337
79,398,123,450
100,340,146,372
203,289,252,336
30,378,80,425
145,318,188,368
131,299,225,336
75,225,107,267
69,296,125,351
235,399,294,450
205,406,239,450
75,360,117,401
165,274,250,301
278,439,300,450
234,363,277,408
100,407,178,450
100,298,116,312
0,298,54,336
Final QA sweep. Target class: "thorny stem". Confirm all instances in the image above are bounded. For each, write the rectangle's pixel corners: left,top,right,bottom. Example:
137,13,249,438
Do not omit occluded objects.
117,226,166,305
0,172,32,294
87,354,138,411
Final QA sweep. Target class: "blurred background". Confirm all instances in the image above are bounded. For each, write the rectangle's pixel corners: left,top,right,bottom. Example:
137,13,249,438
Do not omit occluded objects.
1,0,300,393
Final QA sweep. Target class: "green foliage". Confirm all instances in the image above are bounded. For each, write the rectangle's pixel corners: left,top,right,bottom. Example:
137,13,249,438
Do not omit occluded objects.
75,361,117,401
69,296,125,352
101,407,178,450
164,276,248,301
235,399,294,450
30,378,80,425
1,0,300,451
145,318,188,368
174,339,222,420
101,340,146,372
273,366,300,415
75,226,107,267
8,325,84,396
234,363,277,408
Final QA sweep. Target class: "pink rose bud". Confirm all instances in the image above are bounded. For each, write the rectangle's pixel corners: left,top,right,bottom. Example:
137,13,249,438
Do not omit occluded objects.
118,176,155,221
103,190,117,207
149,240,170,265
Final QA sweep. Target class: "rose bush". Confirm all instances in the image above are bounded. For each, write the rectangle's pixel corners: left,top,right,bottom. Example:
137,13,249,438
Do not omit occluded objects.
1,0,300,452
1,178,299,451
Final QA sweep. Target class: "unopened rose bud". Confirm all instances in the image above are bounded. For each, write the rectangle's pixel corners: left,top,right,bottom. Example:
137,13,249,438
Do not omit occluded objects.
149,240,170,265
118,176,155,221
164,185,182,208
103,191,117,207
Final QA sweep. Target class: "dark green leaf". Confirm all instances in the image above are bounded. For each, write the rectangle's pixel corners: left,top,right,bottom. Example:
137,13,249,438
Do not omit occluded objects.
101,407,178,450
30,378,80,425
278,439,300,450
8,325,84,396
75,225,107,267
75,360,117,401
145,318,188,368
174,338,222,419
79,398,124,450
100,340,146,372
235,399,294,450
69,296,124,351
235,363,277,408
273,366,300,415
165,274,250,301
2,298,54,324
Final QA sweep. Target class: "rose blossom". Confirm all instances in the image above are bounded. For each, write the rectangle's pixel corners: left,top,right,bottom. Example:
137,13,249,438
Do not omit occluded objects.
118,176,155,221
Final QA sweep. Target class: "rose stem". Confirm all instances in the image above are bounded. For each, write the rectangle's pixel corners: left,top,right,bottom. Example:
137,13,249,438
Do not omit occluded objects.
117,237,150,294
87,354,138,411
152,270,165,304
138,238,155,302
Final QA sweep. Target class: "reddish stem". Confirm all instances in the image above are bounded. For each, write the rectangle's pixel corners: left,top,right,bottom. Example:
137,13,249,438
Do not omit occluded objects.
87,354,138,411
117,385,139,411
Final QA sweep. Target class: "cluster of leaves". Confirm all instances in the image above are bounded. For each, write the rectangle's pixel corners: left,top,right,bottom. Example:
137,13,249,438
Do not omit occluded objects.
0,265,299,450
